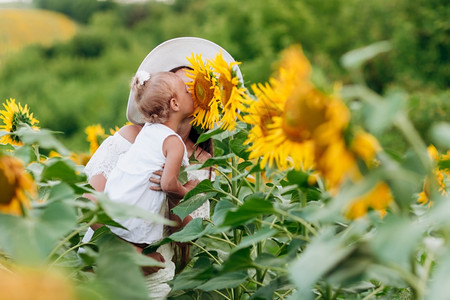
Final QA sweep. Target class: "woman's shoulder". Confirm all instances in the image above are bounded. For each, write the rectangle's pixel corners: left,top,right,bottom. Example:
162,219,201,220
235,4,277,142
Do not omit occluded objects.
118,124,142,143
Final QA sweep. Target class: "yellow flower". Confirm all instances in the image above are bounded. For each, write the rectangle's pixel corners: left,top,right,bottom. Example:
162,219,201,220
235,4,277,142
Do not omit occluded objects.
350,130,381,166
0,267,76,300
418,145,449,206
345,182,393,220
210,51,247,130
316,138,360,193
0,98,39,146
85,124,106,155
69,152,91,166
186,54,221,129
243,81,290,169
0,155,36,216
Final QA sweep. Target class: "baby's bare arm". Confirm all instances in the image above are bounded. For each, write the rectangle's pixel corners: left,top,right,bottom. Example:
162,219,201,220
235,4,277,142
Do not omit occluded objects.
161,135,196,198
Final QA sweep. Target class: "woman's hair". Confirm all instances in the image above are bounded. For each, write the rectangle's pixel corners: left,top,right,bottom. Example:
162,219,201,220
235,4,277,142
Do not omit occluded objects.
131,71,180,123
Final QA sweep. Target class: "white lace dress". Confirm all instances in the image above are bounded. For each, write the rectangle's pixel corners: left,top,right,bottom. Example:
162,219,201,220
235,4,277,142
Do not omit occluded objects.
83,132,212,300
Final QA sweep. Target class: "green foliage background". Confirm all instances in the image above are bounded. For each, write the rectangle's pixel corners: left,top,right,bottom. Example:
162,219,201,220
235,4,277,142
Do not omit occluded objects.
0,0,448,151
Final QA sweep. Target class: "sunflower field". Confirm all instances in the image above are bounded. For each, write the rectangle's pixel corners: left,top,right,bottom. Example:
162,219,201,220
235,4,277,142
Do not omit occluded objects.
1,35,450,300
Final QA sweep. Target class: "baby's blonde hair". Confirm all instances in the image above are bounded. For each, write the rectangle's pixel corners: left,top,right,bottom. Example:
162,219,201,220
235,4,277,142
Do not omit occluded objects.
131,71,180,123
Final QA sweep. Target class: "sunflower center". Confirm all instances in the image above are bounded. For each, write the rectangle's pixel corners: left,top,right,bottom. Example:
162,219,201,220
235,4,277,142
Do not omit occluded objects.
218,75,233,106
281,90,326,142
0,167,16,205
193,74,214,110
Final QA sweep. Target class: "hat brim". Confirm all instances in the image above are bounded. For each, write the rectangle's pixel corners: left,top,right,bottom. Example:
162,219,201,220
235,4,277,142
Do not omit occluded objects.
126,37,243,124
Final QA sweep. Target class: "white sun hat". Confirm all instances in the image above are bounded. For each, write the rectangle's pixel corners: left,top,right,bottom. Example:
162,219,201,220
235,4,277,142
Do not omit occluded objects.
126,37,244,125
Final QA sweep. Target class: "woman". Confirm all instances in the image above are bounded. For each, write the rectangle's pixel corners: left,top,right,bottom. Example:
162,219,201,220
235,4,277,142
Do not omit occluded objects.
83,37,243,300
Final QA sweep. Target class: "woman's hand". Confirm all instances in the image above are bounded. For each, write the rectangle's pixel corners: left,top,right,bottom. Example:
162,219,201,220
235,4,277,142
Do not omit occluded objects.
133,246,166,275
149,164,164,191
183,179,200,192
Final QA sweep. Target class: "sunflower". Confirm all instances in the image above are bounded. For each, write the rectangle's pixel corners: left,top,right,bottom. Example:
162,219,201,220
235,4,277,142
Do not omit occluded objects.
85,124,106,155
345,181,393,220
350,130,381,166
418,145,449,206
243,82,288,169
0,268,76,300
186,54,221,129
0,98,39,146
0,155,36,216
210,51,247,130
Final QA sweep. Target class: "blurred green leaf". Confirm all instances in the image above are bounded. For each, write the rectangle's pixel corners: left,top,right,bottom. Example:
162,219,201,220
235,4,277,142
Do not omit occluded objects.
289,227,356,300
197,271,248,291
363,90,406,134
430,122,450,148
41,158,86,183
96,193,175,226
16,125,69,155
91,233,150,300
341,41,392,70
46,182,75,203
369,215,423,269
0,201,77,263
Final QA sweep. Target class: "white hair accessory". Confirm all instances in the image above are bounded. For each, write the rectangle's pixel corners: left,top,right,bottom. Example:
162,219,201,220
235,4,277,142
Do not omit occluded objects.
135,70,151,86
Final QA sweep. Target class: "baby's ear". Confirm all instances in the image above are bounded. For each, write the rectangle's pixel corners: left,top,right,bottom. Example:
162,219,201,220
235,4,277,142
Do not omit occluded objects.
169,97,180,111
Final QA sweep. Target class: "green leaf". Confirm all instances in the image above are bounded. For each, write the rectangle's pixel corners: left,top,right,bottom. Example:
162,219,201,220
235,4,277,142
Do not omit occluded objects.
96,193,175,226
363,90,406,134
229,134,250,160
289,227,356,300
15,125,69,155
341,41,392,70
172,192,216,220
221,193,275,227
169,218,211,242
0,201,77,263
13,145,36,165
171,257,215,291
197,127,225,144
184,179,216,200
91,233,150,300
369,215,424,269
286,169,311,186
46,182,75,203
430,122,450,148
426,249,450,299
197,271,248,291
221,247,253,273
41,158,86,183
210,200,235,229
232,227,278,252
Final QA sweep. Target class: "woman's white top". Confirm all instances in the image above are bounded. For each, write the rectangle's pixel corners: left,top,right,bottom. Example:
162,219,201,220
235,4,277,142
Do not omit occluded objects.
104,123,189,244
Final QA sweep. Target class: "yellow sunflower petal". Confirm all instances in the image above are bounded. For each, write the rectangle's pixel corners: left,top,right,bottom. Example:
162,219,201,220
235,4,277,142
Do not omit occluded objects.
0,155,36,216
186,54,221,129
